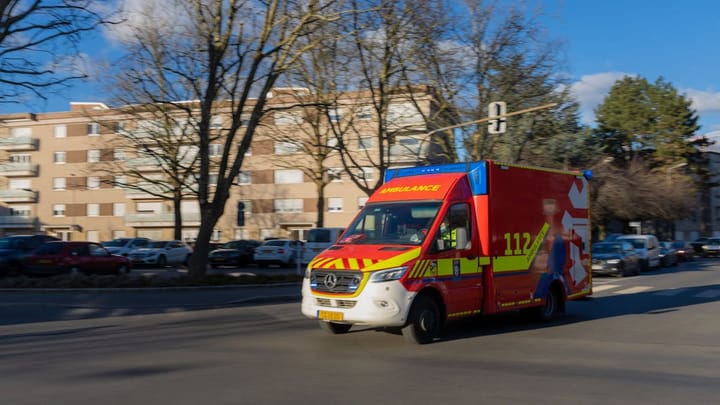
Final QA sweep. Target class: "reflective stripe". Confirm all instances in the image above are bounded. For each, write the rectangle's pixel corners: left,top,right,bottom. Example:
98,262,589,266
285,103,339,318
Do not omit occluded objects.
493,223,549,273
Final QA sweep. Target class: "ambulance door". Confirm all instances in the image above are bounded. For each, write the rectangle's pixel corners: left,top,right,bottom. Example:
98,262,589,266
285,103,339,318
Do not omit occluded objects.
427,202,483,316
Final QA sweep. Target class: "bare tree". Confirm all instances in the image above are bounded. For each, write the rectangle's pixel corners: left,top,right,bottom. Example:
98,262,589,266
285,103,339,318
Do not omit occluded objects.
108,0,342,278
0,0,117,105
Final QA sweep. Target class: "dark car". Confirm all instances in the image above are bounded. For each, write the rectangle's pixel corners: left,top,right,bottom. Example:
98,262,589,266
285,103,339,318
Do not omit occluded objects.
208,240,261,268
0,234,60,276
659,241,679,267
591,241,641,277
23,241,131,276
670,240,694,262
690,237,709,255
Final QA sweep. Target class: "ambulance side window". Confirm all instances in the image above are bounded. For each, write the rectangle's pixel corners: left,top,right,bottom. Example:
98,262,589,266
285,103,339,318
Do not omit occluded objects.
435,203,471,252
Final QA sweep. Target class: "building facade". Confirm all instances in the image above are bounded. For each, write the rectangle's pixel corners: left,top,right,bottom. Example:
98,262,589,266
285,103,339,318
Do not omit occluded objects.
0,87,451,243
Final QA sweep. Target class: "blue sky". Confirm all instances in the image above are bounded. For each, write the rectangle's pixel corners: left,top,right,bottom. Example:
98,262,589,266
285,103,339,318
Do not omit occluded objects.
3,0,720,138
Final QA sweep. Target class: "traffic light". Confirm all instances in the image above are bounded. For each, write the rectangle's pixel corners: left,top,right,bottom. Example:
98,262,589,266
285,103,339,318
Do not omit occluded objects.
237,201,245,227
488,101,507,134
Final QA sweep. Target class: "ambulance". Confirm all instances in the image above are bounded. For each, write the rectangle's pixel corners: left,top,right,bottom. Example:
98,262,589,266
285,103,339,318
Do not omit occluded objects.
301,161,592,344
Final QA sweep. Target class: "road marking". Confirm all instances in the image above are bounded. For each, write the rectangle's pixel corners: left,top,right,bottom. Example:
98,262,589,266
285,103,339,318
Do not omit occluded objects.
694,289,720,298
613,286,653,294
592,284,620,292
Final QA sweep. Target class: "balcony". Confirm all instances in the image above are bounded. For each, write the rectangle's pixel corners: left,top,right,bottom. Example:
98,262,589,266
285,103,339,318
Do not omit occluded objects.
0,189,38,202
123,184,170,199
124,157,163,171
0,162,39,176
125,212,201,227
0,215,37,229
0,136,39,151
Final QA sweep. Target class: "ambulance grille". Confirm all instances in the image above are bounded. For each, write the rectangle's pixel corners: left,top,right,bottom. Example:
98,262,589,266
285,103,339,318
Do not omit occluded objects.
309,270,363,293
315,298,357,308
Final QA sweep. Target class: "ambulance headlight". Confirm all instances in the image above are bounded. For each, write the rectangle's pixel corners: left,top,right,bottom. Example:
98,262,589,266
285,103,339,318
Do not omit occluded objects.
370,266,408,283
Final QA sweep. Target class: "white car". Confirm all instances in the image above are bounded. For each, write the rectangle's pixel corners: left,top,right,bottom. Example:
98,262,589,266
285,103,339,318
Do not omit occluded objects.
128,240,193,267
102,237,151,257
254,239,303,267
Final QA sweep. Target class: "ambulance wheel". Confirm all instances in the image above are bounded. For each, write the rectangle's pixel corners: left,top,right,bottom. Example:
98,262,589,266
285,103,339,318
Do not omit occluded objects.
318,321,352,334
402,295,440,344
535,288,560,322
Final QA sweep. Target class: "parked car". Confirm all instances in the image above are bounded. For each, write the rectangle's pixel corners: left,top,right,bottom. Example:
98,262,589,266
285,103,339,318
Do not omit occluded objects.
301,227,345,264
591,241,641,277
253,239,303,267
0,234,60,276
617,234,661,271
659,241,679,267
102,237,151,257
208,240,261,268
23,241,131,276
127,240,193,267
690,237,709,255
670,240,694,262
701,237,720,257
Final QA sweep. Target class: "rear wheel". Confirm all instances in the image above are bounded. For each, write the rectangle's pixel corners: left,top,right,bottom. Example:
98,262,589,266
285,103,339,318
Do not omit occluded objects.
318,321,352,334
116,264,129,275
534,287,561,322
615,262,626,277
401,295,440,344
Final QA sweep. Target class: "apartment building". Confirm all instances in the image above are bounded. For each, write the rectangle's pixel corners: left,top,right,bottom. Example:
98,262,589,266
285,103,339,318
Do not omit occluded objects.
0,87,451,242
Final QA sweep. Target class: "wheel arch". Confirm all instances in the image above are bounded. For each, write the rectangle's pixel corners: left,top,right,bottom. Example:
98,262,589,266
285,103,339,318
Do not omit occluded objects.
412,286,447,327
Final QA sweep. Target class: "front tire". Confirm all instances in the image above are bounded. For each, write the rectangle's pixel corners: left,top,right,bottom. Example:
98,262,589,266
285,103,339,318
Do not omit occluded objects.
401,295,440,344
318,321,352,334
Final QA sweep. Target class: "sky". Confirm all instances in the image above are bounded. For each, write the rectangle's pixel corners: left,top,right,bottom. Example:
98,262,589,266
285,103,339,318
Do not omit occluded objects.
3,0,720,138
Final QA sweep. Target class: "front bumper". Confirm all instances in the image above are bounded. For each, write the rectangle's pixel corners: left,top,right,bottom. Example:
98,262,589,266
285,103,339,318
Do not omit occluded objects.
301,278,415,328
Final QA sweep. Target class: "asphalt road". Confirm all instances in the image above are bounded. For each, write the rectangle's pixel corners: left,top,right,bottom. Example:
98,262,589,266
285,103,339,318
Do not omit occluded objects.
1,260,719,404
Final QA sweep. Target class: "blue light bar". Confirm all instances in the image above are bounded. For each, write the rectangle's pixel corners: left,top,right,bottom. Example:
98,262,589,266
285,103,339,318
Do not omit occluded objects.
384,161,488,195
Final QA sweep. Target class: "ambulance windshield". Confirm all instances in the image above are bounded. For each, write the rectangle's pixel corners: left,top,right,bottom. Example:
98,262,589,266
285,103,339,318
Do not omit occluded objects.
338,202,441,245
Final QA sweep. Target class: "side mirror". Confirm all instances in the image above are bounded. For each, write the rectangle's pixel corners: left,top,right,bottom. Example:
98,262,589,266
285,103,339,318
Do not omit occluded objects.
455,227,469,250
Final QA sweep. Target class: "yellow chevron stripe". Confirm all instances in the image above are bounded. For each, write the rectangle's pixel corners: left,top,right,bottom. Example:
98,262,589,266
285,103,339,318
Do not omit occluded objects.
493,223,549,273
363,247,422,271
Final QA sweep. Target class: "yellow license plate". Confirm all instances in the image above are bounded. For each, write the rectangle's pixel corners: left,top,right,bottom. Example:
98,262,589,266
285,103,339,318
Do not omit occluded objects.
318,310,343,321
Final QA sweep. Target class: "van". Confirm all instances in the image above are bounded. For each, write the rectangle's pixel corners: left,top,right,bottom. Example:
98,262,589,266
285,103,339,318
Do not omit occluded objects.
617,234,661,271
301,227,344,264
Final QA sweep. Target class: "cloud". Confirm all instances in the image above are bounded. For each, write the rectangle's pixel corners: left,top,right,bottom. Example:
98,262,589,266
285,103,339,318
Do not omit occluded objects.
568,72,720,131
103,0,190,45
568,72,631,125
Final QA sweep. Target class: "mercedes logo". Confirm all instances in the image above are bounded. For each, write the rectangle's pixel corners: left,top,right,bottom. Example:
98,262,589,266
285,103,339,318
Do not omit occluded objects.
323,273,338,289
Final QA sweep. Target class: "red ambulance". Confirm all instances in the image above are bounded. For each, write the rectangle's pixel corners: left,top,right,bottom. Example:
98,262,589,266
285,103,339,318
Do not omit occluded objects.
301,161,592,344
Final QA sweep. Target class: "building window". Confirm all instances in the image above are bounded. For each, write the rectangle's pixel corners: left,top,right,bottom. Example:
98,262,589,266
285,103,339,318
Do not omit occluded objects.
53,151,66,164
355,106,373,120
358,167,374,181
359,136,373,150
209,143,222,157
274,111,303,125
87,176,100,190
114,121,127,134
274,141,303,155
114,176,126,188
274,198,303,213
328,197,344,212
237,171,251,185
10,127,31,137
113,149,126,161
87,149,100,163
274,169,303,184
387,102,423,126
211,115,223,129
86,230,99,242
328,168,343,182
358,196,369,209
87,203,99,217
112,230,126,239
328,108,342,122
113,203,126,216
11,206,31,217
10,154,31,163
327,137,338,148
53,204,66,217
53,177,66,191
54,125,66,138
87,122,100,135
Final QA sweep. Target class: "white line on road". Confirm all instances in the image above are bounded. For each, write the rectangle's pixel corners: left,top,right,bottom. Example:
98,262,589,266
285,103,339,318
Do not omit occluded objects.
613,286,653,294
